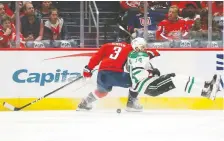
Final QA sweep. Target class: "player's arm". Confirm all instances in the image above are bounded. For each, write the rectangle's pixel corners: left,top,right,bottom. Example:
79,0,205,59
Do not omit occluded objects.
83,45,105,77
146,49,160,60
87,45,105,70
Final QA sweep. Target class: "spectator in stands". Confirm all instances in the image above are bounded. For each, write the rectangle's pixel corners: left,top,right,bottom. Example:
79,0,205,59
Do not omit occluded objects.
0,3,5,17
43,8,68,40
171,1,199,15
189,9,221,40
127,2,165,40
212,2,223,16
0,3,13,18
0,3,6,24
0,3,16,31
120,1,141,12
156,5,188,41
181,3,200,31
211,2,223,33
200,1,223,32
0,3,13,23
0,15,25,48
36,1,52,23
20,2,43,41
201,1,223,16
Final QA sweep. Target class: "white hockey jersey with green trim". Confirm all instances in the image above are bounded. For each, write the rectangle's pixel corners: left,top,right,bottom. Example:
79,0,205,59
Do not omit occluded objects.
127,51,153,89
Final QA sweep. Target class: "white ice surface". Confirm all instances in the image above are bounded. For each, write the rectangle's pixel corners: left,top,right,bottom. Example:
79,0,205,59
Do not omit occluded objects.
0,110,223,141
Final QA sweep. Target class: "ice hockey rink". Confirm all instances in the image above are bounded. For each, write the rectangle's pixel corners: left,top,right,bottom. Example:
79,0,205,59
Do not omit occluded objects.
0,110,223,141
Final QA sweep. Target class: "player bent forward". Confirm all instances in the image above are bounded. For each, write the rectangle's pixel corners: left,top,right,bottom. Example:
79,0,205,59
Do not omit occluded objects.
77,39,146,112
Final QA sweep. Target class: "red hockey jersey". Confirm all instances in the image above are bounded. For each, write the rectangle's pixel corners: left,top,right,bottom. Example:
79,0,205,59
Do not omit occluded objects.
88,42,133,72
156,19,187,41
0,29,26,48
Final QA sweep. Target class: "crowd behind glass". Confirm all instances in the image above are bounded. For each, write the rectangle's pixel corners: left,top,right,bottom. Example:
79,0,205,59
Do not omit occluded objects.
0,1,223,48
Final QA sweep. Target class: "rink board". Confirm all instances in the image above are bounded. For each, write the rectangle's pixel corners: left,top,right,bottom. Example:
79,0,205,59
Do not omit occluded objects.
0,97,223,111
0,48,223,111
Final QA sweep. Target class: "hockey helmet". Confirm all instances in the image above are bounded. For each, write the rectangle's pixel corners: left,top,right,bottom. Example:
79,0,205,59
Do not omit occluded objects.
131,37,147,51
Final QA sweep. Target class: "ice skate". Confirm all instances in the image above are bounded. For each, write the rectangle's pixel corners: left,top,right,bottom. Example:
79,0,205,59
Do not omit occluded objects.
76,92,97,111
201,74,221,100
125,96,143,112
76,99,93,111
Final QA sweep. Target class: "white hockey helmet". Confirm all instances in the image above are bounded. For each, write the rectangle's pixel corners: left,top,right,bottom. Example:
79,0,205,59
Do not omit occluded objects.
131,37,147,51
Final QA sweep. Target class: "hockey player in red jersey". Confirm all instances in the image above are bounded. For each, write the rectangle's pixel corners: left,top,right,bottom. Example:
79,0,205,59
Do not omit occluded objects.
86,42,133,73
77,40,140,111
77,38,159,112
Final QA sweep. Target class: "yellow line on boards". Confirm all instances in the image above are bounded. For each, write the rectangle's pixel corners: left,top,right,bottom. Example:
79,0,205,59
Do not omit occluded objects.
0,97,223,111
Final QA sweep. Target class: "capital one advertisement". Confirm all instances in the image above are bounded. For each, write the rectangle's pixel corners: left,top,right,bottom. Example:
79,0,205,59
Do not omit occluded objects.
0,50,223,110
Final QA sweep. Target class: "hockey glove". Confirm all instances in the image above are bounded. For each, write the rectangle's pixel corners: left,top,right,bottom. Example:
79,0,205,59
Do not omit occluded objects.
83,65,92,78
147,50,160,60
152,68,160,76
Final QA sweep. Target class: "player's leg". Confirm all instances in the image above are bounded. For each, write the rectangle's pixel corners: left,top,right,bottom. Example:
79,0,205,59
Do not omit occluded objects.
142,73,176,96
126,88,143,112
114,71,143,112
173,74,222,100
77,71,111,111
141,73,222,100
171,74,204,95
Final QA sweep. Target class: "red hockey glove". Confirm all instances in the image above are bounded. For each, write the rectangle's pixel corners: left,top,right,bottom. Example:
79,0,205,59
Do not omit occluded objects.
83,65,92,78
147,50,160,60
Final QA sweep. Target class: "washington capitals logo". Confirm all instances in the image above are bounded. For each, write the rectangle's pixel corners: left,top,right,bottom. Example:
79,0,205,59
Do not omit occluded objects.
139,17,151,26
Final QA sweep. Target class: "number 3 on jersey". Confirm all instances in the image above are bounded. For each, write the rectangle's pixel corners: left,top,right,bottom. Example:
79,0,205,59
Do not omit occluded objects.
109,46,122,60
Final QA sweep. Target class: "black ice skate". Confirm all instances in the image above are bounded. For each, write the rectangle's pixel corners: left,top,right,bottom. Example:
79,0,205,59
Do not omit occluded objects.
201,74,221,100
126,95,143,112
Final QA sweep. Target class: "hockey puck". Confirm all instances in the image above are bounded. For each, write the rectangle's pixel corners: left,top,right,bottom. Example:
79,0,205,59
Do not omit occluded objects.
116,108,121,113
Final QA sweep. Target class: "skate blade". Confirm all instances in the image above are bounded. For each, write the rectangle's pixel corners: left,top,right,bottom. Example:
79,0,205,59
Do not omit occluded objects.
76,107,92,111
125,107,143,112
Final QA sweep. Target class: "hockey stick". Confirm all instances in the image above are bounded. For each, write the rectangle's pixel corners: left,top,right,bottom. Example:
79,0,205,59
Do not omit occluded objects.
3,76,83,111
3,70,98,111
71,78,93,93
117,24,133,39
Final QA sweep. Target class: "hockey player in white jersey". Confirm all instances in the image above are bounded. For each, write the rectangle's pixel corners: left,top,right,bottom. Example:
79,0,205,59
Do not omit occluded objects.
127,38,175,110
127,38,222,111
125,38,147,112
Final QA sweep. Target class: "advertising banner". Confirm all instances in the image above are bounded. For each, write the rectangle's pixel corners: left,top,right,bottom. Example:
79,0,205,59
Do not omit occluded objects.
0,49,223,110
